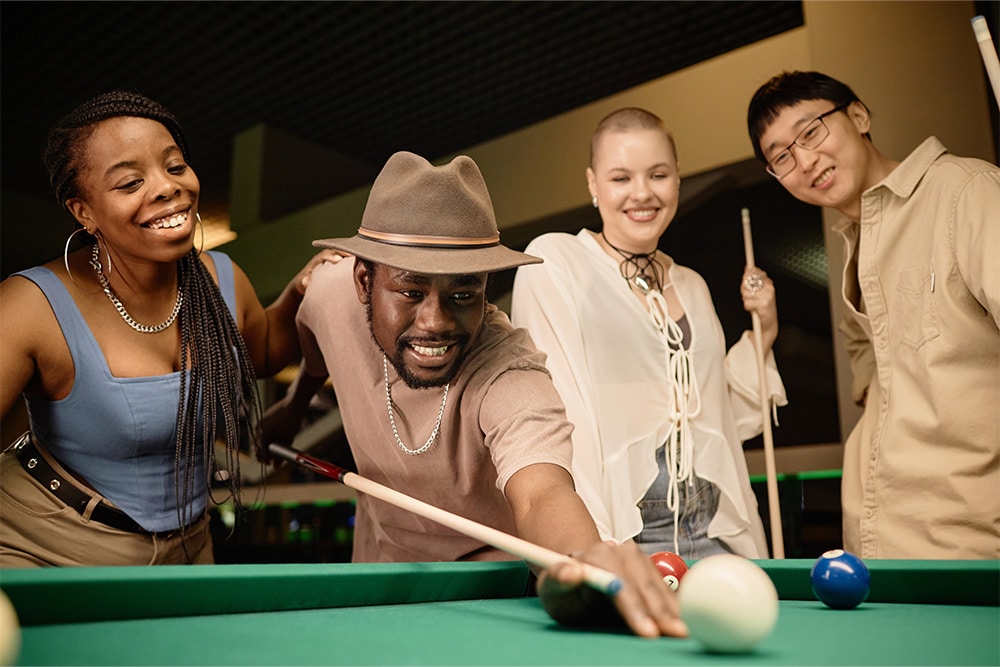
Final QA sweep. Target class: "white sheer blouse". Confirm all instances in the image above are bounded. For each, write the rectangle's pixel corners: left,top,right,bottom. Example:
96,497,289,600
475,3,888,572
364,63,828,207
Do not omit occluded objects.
512,230,786,557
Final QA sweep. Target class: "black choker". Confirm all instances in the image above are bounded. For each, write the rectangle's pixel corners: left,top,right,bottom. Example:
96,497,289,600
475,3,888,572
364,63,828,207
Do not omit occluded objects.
601,232,663,294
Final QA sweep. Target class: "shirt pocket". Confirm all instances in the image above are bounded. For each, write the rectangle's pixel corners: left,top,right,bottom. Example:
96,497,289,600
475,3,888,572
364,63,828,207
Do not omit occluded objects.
895,266,940,350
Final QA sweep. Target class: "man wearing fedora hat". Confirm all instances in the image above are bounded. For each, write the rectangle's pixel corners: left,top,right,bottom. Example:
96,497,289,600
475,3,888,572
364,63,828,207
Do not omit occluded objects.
263,151,686,637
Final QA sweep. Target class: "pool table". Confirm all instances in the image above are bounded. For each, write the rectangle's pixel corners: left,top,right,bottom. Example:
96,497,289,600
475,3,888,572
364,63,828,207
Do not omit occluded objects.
1,559,997,665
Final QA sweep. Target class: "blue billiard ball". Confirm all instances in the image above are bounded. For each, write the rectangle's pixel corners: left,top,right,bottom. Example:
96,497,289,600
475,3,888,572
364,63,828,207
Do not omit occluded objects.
810,549,871,609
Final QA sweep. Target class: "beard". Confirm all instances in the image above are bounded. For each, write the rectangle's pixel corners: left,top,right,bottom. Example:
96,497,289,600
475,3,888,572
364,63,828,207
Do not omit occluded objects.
365,299,470,390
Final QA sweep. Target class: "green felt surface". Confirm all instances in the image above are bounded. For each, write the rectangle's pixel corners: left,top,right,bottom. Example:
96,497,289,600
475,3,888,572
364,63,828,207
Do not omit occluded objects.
2,560,998,666
12,597,999,666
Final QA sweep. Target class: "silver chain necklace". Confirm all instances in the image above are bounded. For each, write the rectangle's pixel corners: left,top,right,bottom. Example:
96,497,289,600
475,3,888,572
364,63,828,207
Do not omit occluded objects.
90,243,182,334
383,354,449,456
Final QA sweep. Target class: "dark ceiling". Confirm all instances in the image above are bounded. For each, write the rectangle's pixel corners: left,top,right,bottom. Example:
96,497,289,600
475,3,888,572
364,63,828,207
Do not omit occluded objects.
1,1,804,217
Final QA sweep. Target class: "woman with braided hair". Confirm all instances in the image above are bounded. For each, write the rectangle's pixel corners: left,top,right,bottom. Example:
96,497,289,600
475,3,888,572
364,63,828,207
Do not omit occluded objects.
0,90,338,566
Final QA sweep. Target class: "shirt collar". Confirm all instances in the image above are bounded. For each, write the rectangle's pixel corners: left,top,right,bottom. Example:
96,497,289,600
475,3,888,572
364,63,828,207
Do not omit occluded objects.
868,136,947,199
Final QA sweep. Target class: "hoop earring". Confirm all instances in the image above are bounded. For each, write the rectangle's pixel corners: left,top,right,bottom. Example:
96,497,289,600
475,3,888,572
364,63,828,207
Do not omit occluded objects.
592,196,599,208
195,212,205,255
63,227,92,288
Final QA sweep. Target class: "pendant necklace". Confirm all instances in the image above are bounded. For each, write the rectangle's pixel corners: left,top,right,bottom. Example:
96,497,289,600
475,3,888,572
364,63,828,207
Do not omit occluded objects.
601,232,666,294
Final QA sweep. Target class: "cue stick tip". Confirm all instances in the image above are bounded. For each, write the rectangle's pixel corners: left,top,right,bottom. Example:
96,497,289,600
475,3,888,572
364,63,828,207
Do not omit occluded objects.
574,559,623,596
972,16,989,40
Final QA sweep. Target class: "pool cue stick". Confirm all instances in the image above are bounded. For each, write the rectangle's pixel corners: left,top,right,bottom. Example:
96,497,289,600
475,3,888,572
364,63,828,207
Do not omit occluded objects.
740,208,785,559
268,443,623,595
972,16,1000,110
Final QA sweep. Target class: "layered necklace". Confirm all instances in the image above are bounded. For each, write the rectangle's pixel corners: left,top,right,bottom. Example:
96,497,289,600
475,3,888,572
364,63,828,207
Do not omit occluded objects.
601,232,666,294
90,243,183,334
383,354,449,456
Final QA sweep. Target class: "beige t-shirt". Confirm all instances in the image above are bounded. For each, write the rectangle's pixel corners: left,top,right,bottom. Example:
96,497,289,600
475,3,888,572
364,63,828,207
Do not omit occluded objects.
297,259,574,562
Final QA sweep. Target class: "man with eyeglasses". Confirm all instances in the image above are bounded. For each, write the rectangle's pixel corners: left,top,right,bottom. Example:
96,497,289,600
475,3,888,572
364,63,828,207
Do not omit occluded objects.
746,71,999,560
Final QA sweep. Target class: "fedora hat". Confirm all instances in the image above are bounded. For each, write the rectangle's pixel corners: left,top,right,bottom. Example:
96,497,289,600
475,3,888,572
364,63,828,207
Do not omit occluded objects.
313,151,541,274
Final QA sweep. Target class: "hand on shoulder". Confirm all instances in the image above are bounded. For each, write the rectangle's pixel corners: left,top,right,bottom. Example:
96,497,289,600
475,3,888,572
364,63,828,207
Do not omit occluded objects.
294,250,352,296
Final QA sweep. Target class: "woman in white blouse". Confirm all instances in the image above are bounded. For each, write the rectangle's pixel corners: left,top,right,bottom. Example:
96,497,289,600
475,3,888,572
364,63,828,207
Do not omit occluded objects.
511,108,786,559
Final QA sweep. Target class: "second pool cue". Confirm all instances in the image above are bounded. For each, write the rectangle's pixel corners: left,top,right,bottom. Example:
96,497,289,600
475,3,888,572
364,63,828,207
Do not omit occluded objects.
740,208,785,559
268,443,623,595
972,15,1000,110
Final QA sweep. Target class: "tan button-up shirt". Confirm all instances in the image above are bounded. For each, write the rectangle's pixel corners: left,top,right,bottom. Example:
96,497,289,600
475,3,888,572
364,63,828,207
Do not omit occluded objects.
835,137,1000,558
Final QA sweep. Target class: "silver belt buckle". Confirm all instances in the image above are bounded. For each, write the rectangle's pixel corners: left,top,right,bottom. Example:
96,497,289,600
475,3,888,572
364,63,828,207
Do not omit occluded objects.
3,431,31,454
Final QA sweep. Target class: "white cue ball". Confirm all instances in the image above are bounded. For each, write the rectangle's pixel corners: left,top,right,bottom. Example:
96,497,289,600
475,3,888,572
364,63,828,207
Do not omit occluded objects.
0,589,21,667
678,554,779,653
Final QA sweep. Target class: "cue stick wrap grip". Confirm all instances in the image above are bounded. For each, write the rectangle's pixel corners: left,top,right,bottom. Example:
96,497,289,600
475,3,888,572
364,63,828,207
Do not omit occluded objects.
972,16,1000,110
267,443,623,595
740,208,785,559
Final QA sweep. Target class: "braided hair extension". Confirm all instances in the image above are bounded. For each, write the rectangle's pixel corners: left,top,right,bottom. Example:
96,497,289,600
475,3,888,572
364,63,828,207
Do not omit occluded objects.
43,91,261,555
175,249,263,542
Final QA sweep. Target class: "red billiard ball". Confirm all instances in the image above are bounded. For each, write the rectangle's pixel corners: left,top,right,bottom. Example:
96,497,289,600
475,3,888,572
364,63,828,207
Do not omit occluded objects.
810,549,871,609
650,551,688,591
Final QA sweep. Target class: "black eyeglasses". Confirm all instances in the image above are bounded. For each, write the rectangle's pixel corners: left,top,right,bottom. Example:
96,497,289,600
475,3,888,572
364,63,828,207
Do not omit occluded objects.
765,103,850,178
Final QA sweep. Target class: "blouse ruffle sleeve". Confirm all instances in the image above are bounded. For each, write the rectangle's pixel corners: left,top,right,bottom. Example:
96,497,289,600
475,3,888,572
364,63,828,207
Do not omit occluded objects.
725,330,788,443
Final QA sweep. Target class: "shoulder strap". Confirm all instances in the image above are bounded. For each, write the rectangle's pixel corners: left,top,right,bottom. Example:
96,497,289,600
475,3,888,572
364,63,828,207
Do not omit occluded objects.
205,251,238,318
13,267,106,376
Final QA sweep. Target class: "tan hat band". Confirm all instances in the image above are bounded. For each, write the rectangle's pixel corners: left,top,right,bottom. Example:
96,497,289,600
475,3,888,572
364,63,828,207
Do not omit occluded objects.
358,227,501,248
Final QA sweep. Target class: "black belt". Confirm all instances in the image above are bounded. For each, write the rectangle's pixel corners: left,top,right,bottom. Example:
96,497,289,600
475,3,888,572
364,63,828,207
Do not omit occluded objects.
9,434,148,534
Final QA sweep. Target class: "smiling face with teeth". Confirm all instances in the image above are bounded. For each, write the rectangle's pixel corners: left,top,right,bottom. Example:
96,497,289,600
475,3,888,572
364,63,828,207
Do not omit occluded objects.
587,128,680,255
355,260,486,389
757,100,888,222
66,116,200,264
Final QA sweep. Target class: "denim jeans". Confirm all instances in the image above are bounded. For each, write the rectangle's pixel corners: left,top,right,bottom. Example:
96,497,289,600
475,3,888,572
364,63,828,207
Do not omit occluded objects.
633,443,731,559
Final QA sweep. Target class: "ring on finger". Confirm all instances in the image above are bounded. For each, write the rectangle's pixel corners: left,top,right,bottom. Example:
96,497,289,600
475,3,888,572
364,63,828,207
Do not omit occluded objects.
743,272,763,294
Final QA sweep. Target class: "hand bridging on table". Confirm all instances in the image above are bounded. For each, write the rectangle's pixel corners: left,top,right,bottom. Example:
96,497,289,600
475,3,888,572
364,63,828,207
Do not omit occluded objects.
536,540,688,639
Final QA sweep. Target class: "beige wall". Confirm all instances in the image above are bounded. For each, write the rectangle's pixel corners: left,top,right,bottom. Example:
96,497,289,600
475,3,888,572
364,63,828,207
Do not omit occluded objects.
805,1,994,163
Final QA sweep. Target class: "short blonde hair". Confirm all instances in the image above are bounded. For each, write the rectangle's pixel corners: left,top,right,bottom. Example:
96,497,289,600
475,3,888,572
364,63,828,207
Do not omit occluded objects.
590,107,678,167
